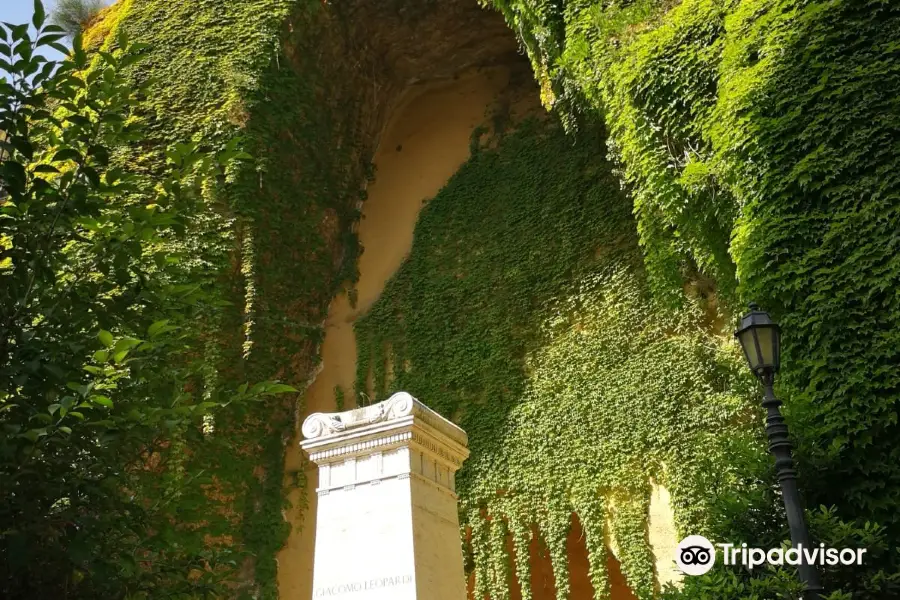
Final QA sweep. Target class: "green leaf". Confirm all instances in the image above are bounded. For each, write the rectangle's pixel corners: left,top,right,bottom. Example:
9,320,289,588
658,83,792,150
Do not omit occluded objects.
31,60,57,86
98,330,113,348
59,426,72,435
81,165,100,188
115,28,129,49
48,42,68,55
36,33,64,47
87,144,110,166
92,396,113,409
32,0,46,30
266,383,299,395
164,149,181,166
72,32,86,68
10,137,34,160
21,429,42,442
6,24,29,43
65,114,91,127
98,51,118,69
104,167,123,184
147,320,176,338
100,113,124,126
52,148,82,163
112,337,142,354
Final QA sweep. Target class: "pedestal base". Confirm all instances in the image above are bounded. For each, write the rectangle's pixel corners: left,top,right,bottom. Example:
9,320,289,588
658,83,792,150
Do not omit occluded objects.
301,393,470,600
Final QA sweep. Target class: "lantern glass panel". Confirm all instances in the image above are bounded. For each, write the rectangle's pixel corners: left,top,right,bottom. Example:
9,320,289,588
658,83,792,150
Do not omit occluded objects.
737,328,761,370
756,326,775,368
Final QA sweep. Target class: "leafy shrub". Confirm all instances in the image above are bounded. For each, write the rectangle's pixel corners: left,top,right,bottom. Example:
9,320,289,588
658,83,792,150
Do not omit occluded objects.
0,5,294,597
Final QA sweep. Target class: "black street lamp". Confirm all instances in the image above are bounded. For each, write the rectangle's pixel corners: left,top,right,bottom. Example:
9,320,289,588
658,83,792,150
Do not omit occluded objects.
735,303,824,600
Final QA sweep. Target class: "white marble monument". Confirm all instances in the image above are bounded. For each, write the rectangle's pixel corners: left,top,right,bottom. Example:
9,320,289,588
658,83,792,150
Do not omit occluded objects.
301,392,470,600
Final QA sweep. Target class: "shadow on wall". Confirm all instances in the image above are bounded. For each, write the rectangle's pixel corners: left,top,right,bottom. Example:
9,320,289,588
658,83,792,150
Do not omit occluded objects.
274,0,537,595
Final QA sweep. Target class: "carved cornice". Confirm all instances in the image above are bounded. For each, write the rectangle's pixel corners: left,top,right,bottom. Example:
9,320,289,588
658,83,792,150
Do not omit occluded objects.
301,392,468,449
302,392,415,439
307,432,413,463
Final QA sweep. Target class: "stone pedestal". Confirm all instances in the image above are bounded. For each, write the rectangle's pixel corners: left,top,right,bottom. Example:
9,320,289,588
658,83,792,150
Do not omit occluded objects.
301,392,470,600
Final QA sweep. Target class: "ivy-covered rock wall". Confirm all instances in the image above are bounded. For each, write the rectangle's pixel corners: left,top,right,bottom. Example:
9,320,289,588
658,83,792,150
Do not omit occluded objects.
83,0,529,597
81,0,900,597
84,0,376,596
483,0,900,571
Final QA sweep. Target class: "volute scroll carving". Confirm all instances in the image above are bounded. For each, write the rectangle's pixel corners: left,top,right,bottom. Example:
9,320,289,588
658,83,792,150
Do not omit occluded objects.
302,392,416,440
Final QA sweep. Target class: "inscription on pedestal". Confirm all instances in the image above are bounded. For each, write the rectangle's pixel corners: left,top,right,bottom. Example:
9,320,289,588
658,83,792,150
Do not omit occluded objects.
313,574,414,597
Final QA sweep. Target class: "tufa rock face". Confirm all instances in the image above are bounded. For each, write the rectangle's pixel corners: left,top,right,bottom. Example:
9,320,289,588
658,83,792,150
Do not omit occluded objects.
288,0,522,167
339,0,520,84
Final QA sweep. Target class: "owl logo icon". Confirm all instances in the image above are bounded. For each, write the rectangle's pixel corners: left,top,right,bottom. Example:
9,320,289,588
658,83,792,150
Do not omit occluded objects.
675,535,716,576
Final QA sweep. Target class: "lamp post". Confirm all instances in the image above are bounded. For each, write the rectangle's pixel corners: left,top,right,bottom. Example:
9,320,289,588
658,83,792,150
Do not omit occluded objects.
734,303,824,600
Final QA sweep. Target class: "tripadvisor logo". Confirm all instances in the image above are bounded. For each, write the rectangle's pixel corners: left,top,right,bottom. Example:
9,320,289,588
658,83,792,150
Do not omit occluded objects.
675,535,868,576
